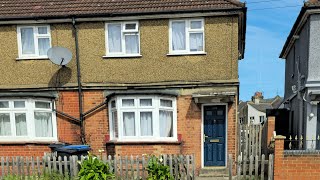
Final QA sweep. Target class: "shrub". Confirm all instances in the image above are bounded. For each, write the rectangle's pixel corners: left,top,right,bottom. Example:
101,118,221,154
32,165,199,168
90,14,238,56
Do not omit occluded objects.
146,155,173,180
78,153,114,180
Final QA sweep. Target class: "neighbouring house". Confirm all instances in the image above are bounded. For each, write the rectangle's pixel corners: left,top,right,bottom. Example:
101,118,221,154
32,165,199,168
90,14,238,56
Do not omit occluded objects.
0,0,246,174
279,0,320,149
238,92,282,125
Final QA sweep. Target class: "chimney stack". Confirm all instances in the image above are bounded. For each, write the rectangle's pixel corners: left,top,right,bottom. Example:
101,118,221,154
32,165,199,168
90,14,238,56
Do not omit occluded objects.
309,0,319,4
252,92,264,104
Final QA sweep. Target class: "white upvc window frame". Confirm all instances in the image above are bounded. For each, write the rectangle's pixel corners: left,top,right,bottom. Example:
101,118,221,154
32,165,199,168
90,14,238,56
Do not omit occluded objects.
0,98,57,142
169,18,205,55
17,25,52,59
105,21,141,58
108,95,177,142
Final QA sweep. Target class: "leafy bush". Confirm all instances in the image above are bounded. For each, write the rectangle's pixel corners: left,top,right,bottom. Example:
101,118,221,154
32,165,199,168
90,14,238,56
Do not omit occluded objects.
146,155,173,180
78,153,114,180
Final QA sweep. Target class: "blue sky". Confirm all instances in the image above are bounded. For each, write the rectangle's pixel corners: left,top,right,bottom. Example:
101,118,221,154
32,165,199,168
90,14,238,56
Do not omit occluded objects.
239,0,305,101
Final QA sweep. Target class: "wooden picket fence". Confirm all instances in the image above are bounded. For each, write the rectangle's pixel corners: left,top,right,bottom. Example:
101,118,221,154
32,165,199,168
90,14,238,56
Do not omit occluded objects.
239,124,265,159
0,154,195,180
230,154,274,180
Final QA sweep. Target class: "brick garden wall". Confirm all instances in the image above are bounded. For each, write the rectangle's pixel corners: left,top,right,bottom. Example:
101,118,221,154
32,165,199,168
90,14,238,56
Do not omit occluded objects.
274,136,320,180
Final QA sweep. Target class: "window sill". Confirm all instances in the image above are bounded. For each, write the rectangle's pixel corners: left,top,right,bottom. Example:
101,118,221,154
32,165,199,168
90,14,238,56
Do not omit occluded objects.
16,57,49,60
167,52,207,56
105,140,182,145
103,54,142,58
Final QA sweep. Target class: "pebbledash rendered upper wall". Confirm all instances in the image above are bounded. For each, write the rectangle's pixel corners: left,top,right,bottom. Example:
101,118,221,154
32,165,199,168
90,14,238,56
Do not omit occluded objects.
0,16,239,89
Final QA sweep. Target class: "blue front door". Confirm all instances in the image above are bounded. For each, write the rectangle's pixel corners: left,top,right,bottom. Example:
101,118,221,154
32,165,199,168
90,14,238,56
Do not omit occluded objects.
204,105,226,166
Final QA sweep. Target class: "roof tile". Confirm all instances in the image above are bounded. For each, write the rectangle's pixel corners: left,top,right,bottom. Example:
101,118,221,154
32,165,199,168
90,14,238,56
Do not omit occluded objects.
0,0,245,20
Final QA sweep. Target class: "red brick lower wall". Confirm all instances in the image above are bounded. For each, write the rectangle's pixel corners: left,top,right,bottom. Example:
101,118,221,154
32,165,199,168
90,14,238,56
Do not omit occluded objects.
0,144,50,157
0,91,238,176
274,136,320,180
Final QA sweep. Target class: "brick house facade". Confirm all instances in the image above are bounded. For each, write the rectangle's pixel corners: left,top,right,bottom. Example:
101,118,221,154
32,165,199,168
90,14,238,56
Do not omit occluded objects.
0,0,246,174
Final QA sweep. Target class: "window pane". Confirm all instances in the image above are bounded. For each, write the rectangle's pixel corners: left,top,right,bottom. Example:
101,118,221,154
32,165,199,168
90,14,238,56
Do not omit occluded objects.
0,113,11,136
38,27,48,34
38,38,50,56
172,21,186,51
35,101,51,109
140,112,153,136
0,101,9,108
190,21,202,29
122,99,134,107
125,35,139,54
140,99,152,106
123,112,135,136
125,23,137,30
21,28,35,55
112,111,118,138
111,100,116,108
159,110,173,137
160,99,172,107
14,101,25,108
190,33,203,52
15,113,27,136
34,112,53,137
108,24,122,53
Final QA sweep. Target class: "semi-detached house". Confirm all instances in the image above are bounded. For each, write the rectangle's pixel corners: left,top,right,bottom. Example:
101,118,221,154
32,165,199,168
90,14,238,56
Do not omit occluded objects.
0,0,246,173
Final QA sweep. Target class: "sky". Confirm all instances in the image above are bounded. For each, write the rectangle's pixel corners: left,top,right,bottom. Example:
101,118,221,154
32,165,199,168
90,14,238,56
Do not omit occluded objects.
239,0,305,101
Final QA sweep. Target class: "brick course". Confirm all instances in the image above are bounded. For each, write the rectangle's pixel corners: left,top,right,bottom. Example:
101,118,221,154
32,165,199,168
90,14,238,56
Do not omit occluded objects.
274,136,320,180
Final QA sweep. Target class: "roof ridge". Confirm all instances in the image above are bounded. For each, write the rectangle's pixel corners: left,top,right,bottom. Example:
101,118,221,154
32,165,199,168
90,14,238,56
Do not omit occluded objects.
225,0,245,7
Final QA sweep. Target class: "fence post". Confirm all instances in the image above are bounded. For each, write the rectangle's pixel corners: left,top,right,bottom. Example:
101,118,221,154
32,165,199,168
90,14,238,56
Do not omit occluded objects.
114,155,118,179
36,157,40,177
268,154,274,180
249,155,253,178
228,154,232,180
255,155,259,179
186,155,190,180
136,156,140,179
141,156,145,180
169,155,173,177
1,157,4,178
237,155,241,180
243,156,247,179
261,154,265,180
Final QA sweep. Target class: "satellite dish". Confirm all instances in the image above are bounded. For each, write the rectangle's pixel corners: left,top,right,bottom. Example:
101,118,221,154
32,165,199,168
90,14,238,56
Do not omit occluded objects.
47,46,72,66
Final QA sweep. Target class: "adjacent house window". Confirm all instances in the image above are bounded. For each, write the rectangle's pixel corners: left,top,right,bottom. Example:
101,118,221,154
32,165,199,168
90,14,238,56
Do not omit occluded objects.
105,21,140,57
109,96,177,141
259,116,265,123
17,25,51,59
0,99,57,142
169,19,205,54
250,116,254,122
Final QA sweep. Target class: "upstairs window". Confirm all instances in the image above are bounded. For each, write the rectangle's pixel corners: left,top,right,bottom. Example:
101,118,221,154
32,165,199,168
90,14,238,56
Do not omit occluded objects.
169,19,205,55
106,21,140,57
108,96,177,141
17,25,51,59
0,99,57,142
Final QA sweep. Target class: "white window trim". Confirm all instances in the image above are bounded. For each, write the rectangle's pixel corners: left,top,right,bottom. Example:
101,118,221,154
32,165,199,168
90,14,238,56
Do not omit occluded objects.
0,98,57,143
17,25,52,59
168,18,205,55
108,95,177,142
105,21,141,57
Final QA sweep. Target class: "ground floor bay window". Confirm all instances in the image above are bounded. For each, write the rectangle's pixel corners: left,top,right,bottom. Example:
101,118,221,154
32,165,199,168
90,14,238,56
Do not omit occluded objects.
0,98,57,142
108,95,177,141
